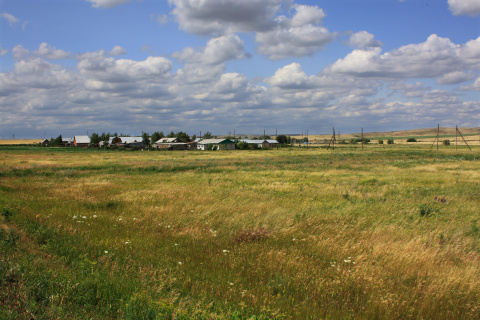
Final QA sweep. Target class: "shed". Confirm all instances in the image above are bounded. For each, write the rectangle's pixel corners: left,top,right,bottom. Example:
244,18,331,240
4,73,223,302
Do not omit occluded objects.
197,139,235,151
74,136,90,147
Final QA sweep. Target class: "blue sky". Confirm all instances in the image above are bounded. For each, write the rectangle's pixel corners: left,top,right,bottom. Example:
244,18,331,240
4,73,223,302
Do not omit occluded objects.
0,0,479,138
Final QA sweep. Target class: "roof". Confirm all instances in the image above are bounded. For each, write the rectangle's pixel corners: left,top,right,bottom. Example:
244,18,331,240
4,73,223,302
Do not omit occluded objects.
154,137,183,144
109,136,143,144
239,139,279,144
198,139,235,145
74,136,90,144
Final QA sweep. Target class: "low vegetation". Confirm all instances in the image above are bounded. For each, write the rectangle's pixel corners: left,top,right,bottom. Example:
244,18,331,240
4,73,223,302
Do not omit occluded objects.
1,145,479,319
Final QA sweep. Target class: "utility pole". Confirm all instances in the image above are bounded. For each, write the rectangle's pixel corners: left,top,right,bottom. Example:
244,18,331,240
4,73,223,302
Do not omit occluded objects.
361,128,364,150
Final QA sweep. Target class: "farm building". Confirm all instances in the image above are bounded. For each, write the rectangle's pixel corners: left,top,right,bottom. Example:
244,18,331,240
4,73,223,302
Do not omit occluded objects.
153,137,188,150
109,136,144,147
197,139,235,151
39,139,49,146
62,138,74,146
74,136,90,147
239,139,279,148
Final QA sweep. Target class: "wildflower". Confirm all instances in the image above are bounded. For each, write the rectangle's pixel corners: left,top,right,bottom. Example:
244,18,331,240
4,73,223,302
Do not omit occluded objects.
73,215,77,219
82,216,87,219
223,249,229,253
229,282,234,286
174,243,178,246
93,215,97,218
104,250,108,254
118,218,123,221
125,241,131,245
178,261,182,265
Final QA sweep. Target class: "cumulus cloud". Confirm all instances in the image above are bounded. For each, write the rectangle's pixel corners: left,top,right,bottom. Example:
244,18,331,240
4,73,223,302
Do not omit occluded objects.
108,45,127,56
266,63,315,89
329,35,480,81
12,45,30,60
1,12,19,27
168,0,281,35
34,43,71,60
0,46,7,57
87,0,131,8
436,71,475,85
173,34,246,83
448,0,480,17
256,4,335,60
346,31,383,49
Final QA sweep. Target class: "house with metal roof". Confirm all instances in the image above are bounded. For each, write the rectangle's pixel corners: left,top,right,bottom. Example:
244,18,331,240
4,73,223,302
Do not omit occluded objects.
197,139,235,151
74,136,90,147
238,139,279,148
109,136,144,147
153,137,188,150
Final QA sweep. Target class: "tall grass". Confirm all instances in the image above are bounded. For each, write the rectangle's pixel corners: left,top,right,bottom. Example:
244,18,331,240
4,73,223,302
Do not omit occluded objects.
1,147,480,319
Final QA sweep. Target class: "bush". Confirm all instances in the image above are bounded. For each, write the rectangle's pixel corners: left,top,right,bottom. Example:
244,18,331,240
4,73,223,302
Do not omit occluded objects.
378,140,384,144
387,139,394,144
443,139,450,146
407,138,417,142
236,141,249,150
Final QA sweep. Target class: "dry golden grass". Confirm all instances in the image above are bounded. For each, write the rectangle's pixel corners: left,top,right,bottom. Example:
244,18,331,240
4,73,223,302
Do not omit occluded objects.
1,146,480,319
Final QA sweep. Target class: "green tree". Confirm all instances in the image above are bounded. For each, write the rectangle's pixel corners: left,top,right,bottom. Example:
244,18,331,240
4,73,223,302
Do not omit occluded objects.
90,133,100,145
175,131,190,142
151,131,164,143
236,141,249,150
203,131,213,139
167,131,175,138
142,132,150,147
55,134,63,145
276,135,288,144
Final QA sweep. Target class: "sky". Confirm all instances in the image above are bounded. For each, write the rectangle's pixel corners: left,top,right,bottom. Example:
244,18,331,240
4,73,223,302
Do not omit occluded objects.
0,0,479,138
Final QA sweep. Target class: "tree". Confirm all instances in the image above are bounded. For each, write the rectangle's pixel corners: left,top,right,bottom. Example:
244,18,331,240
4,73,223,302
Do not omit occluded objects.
203,131,213,139
167,131,175,138
55,134,63,145
176,131,190,142
236,141,249,150
151,131,164,143
90,133,100,145
276,135,288,144
142,132,150,147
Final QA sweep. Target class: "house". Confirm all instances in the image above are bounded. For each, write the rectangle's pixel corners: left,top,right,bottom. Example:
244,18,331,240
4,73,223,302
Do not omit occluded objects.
239,139,279,149
153,137,188,150
74,136,90,147
40,139,49,146
62,137,74,146
197,139,235,151
109,136,144,147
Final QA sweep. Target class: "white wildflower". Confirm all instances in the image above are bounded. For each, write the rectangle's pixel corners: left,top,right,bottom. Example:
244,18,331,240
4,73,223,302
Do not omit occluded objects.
93,215,97,218
178,261,182,265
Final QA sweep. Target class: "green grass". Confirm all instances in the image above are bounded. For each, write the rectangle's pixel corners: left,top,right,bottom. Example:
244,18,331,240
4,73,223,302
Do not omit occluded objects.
1,146,480,319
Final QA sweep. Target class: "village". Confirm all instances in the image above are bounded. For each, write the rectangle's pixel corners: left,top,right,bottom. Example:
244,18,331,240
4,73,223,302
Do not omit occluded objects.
39,134,281,151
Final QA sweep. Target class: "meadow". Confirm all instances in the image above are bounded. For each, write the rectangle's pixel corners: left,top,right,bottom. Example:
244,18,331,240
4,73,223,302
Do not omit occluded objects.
1,145,480,319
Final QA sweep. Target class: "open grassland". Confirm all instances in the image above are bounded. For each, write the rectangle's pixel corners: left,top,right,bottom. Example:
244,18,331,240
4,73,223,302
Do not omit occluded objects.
1,145,480,319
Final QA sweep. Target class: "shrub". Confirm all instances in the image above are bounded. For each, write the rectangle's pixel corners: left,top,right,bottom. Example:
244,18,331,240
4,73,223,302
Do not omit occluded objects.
1,207,14,221
407,138,417,142
387,139,394,144
443,139,450,146
236,141,249,150
378,140,384,144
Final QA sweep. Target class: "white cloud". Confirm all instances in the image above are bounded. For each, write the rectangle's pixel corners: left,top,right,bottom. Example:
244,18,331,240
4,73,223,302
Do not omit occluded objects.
87,0,131,8
436,71,475,85
256,4,335,60
266,62,314,89
34,43,71,60
459,77,480,90
346,31,382,49
153,14,168,26
1,12,19,27
448,0,480,17
12,45,30,60
108,45,127,56
0,46,7,57
168,0,282,35
329,35,480,81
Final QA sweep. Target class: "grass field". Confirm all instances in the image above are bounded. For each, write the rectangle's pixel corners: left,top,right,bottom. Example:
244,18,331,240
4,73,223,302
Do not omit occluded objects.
1,145,480,319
